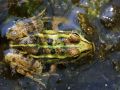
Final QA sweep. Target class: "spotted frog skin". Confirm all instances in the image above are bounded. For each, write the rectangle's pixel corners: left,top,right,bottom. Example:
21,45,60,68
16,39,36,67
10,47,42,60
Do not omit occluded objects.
5,29,94,76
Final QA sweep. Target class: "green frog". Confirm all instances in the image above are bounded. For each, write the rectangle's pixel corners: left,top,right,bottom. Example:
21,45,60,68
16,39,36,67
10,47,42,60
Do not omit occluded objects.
5,29,95,75
3,11,95,86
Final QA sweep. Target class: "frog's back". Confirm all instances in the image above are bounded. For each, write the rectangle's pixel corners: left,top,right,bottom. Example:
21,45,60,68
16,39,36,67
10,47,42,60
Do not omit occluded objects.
10,30,93,60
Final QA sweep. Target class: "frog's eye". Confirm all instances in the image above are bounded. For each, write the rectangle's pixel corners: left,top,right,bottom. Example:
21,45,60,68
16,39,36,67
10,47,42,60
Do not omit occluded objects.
68,33,80,43
72,33,80,36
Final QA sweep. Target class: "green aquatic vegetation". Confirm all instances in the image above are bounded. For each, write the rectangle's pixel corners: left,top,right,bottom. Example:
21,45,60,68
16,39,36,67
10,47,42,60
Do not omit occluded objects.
8,0,43,17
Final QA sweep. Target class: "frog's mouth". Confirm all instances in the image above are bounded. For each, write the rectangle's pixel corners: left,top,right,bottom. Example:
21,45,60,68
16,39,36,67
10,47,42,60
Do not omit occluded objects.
79,42,95,58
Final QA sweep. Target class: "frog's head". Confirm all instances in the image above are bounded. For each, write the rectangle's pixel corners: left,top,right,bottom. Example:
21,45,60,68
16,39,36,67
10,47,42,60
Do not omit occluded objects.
78,34,95,58
67,33,95,58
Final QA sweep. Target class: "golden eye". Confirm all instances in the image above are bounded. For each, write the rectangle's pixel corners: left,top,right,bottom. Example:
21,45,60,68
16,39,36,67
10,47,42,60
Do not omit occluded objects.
68,33,80,43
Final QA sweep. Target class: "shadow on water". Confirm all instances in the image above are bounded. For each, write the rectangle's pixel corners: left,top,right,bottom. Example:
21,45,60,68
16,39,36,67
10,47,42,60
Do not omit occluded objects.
0,0,120,90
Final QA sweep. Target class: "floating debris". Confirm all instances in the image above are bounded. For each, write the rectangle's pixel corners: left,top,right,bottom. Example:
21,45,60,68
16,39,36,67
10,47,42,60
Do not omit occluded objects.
8,0,43,17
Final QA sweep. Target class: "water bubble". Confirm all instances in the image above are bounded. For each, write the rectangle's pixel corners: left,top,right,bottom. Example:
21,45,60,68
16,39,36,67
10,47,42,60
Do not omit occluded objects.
67,86,71,90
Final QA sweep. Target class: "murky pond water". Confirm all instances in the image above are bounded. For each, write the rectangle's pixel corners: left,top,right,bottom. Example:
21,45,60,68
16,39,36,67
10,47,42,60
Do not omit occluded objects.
0,0,120,90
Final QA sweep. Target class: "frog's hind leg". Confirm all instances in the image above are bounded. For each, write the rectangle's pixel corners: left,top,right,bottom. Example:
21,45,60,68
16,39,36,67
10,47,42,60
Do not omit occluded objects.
4,49,51,86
